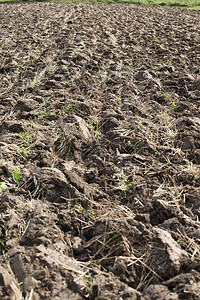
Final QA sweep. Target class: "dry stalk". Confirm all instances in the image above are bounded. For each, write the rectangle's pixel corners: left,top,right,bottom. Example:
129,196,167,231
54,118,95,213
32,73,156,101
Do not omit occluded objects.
177,228,200,260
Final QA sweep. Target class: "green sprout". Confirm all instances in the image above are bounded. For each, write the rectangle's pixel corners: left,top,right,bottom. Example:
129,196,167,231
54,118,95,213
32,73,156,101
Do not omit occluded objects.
17,127,36,147
83,275,93,289
11,167,22,186
127,140,143,153
0,225,9,253
121,176,133,191
0,240,5,248
107,233,121,243
17,146,29,157
95,130,101,138
68,204,83,214
74,204,82,214
17,126,36,156
62,101,77,114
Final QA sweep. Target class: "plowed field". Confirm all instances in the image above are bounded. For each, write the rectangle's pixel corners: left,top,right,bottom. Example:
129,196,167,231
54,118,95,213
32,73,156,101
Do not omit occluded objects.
0,2,200,299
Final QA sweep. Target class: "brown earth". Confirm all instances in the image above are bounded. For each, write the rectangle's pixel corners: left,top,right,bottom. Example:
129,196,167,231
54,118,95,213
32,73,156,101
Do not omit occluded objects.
0,2,200,299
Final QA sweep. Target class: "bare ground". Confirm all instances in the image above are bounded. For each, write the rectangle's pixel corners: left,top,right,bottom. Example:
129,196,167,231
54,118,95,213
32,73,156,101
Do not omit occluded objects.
0,2,200,299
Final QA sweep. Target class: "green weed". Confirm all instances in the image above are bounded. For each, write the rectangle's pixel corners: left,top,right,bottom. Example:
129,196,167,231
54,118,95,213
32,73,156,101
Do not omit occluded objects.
121,175,133,191
0,41,7,48
107,232,121,243
17,146,29,157
127,140,143,153
87,123,101,139
16,126,36,157
67,204,83,214
62,101,77,113
94,130,101,138
67,204,92,219
116,96,121,104
36,98,52,120
83,274,93,289
0,225,9,253
10,167,22,186
17,127,36,148
162,154,171,164
74,204,82,214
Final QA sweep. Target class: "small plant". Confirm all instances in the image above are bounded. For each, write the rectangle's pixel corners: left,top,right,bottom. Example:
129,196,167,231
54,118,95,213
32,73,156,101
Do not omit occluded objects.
16,126,36,157
0,239,5,250
17,126,36,148
62,100,82,115
87,123,101,139
127,140,143,153
17,146,29,157
74,204,82,214
177,228,200,259
68,204,83,214
121,175,133,191
38,100,50,119
94,130,101,138
83,274,93,289
39,109,50,120
171,101,176,108
67,203,92,220
116,96,121,104
99,231,122,257
36,98,52,120
62,102,76,113
158,110,172,126
0,41,7,49
100,71,108,84
183,160,200,184
11,167,22,186
107,232,121,243
162,154,171,164
62,105,72,113
0,225,9,253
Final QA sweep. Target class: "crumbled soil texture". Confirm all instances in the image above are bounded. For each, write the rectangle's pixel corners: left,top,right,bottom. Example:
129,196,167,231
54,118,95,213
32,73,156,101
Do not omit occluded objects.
0,2,200,299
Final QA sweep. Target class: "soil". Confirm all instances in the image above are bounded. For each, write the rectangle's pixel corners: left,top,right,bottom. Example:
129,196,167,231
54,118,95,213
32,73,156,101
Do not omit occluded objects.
0,2,200,299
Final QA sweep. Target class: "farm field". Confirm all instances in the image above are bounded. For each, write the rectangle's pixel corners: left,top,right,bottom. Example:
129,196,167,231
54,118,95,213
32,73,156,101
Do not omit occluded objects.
0,2,200,299
0,0,200,9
